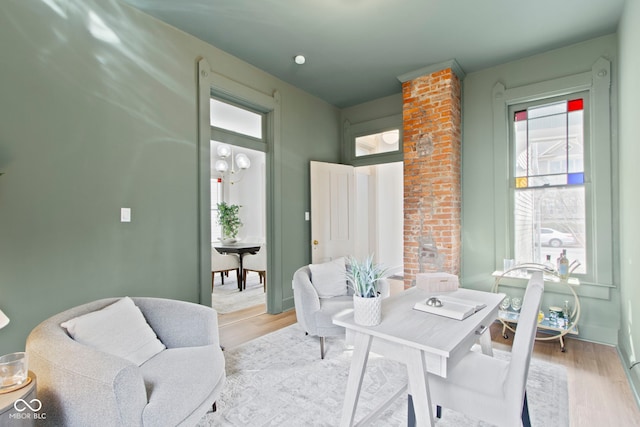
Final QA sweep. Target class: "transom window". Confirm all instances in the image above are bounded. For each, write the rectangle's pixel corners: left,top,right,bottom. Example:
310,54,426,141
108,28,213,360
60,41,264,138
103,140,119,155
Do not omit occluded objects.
511,95,587,274
210,98,263,140
355,129,400,157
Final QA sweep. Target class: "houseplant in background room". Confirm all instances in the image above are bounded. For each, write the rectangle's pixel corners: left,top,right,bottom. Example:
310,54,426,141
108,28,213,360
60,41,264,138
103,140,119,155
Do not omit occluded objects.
217,202,242,243
346,255,387,326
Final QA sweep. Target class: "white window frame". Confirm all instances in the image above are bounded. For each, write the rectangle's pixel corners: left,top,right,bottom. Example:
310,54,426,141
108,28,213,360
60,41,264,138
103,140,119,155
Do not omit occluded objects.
508,92,589,274
343,114,404,166
492,58,612,286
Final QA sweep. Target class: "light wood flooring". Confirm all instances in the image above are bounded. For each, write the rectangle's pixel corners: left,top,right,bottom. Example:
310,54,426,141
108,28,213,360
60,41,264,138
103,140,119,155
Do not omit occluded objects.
218,305,640,426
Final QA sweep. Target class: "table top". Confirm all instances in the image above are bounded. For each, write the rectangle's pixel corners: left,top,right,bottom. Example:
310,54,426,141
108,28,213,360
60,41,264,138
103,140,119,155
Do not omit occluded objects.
0,371,36,412
333,287,504,359
213,242,261,252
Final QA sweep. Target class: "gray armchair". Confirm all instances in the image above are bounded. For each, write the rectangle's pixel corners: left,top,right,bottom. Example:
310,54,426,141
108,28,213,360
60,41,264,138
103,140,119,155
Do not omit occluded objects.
292,264,389,359
26,297,225,426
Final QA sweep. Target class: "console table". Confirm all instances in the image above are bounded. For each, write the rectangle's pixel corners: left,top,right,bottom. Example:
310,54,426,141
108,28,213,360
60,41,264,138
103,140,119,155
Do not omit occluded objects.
492,264,580,352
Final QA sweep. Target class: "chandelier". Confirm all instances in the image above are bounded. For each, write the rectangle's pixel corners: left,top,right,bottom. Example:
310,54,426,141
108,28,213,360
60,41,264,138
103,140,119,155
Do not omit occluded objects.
214,143,251,185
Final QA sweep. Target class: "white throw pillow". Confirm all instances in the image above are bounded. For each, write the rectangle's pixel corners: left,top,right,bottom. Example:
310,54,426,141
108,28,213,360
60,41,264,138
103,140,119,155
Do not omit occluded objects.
309,257,348,298
61,297,166,366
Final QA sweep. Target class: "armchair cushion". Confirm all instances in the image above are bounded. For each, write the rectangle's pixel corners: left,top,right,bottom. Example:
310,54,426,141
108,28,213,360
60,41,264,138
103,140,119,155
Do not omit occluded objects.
60,296,165,366
309,257,348,298
140,345,225,426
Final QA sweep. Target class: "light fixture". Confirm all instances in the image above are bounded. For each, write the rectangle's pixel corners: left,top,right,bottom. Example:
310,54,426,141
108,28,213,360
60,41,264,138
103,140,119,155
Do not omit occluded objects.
294,55,306,65
381,130,400,145
216,144,231,158
0,308,9,329
214,143,251,185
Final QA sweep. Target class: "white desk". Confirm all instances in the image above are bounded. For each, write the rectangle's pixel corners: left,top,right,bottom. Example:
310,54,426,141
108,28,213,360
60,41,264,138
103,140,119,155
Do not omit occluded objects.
333,287,504,427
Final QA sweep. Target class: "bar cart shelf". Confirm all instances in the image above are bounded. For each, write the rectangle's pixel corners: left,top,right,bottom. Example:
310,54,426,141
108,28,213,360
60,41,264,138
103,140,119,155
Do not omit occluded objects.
491,264,580,352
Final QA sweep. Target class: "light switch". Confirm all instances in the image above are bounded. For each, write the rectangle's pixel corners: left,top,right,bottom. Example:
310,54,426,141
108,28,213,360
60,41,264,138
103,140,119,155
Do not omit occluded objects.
120,208,131,223
305,211,310,221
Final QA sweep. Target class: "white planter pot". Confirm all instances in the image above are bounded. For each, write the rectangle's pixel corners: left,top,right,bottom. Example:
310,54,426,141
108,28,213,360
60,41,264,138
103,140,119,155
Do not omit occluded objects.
353,294,382,326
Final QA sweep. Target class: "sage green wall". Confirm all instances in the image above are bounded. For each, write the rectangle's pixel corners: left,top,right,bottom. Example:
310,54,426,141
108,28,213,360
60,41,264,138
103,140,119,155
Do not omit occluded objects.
0,0,340,354
617,0,640,398
461,34,621,345
340,93,403,125
341,42,625,344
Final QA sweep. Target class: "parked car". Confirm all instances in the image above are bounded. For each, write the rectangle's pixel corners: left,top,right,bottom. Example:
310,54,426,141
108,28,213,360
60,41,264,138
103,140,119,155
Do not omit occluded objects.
540,228,575,247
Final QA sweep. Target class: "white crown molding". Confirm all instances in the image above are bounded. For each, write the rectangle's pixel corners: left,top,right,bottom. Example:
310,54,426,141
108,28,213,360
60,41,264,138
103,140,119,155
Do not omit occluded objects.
397,59,466,83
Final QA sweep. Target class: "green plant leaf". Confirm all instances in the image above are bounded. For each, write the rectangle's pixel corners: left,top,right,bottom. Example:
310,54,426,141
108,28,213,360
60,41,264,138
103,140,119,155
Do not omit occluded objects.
345,254,388,298
216,201,242,239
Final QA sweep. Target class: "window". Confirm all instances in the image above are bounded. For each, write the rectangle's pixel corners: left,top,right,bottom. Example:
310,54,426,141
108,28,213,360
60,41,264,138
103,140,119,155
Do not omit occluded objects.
493,58,612,286
210,178,222,244
511,95,587,274
210,98,263,139
355,129,400,157
344,114,403,166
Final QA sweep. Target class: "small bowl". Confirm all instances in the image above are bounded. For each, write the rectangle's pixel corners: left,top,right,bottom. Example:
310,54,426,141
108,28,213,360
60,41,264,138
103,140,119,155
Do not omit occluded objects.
0,352,28,388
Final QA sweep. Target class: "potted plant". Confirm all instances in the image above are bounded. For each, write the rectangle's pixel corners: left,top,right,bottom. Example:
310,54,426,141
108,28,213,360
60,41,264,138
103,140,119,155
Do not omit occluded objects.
346,254,387,326
217,202,242,243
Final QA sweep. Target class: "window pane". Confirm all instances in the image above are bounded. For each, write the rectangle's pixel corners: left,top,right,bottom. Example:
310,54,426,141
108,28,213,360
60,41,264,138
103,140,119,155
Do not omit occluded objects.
514,120,528,177
514,186,586,274
210,178,222,244
210,98,262,139
528,175,567,187
528,114,567,175
355,129,400,157
512,98,584,188
512,96,587,275
528,101,566,119
568,110,584,173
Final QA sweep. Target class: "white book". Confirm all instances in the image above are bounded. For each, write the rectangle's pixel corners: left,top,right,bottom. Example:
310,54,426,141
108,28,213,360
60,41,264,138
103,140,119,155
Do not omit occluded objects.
413,296,486,320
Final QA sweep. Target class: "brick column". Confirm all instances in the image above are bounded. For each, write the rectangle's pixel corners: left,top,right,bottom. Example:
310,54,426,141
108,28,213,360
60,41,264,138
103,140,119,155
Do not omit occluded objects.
401,66,462,286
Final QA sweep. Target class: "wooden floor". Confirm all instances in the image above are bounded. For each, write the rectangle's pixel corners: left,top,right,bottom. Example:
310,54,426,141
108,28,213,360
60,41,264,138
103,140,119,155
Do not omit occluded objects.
218,306,640,426
218,303,297,349
490,323,640,426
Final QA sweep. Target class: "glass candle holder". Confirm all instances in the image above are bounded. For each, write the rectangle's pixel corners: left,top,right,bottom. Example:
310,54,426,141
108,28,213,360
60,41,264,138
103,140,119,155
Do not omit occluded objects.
0,352,28,388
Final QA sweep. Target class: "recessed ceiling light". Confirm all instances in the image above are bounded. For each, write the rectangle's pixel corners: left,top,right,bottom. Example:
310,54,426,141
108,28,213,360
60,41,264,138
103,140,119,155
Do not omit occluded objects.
294,55,306,65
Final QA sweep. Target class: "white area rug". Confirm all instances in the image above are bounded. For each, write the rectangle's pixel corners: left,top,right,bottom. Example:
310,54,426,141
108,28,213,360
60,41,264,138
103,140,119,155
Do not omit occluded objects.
211,273,265,314
198,323,569,426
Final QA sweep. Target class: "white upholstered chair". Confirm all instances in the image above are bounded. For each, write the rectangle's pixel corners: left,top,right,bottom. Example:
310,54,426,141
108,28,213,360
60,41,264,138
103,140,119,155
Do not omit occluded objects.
211,248,240,289
242,244,266,291
425,271,544,427
26,297,225,426
292,260,390,359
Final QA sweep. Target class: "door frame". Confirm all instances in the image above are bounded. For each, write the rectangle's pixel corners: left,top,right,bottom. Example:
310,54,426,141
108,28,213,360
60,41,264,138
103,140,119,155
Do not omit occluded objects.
197,58,283,313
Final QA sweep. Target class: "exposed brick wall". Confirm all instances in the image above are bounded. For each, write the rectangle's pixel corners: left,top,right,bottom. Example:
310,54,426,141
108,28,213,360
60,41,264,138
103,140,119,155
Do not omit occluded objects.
402,68,462,286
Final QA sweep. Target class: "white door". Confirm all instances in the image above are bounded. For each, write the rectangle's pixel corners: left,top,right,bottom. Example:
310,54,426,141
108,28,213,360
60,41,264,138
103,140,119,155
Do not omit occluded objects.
310,161,355,263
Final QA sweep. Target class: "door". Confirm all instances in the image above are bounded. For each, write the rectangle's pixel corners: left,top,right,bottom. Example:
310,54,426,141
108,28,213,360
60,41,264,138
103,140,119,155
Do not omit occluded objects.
310,161,355,263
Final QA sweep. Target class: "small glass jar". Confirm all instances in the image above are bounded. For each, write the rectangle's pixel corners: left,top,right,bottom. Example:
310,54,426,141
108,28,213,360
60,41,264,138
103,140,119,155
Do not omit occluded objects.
0,352,28,388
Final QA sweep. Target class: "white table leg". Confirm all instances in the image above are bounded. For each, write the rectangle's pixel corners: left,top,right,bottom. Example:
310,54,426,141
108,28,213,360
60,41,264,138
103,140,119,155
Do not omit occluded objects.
477,324,494,356
339,331,373,427
405,347,434,426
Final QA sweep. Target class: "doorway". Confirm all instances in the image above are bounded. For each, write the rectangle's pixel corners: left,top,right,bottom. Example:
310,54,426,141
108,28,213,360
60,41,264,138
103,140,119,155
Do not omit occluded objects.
208,95,269,321
310,160,403,276
354,162,404,276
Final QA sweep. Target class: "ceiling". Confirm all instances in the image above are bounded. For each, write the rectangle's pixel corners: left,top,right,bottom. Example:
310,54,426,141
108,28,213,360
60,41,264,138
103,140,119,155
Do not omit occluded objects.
122,0,625,108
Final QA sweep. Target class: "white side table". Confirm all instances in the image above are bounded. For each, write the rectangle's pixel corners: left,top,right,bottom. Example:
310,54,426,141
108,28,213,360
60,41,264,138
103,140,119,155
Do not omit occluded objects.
0,371,37,426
